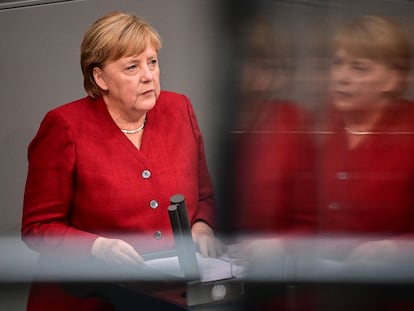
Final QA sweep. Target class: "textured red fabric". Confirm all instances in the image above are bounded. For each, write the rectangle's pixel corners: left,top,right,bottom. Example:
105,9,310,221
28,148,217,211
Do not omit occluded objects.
229,100,317,234
22,91,216,310
318,100,414,239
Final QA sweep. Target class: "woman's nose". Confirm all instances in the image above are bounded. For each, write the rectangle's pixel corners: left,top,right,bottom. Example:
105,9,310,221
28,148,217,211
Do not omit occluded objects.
333,65,351,85
140,65,153,82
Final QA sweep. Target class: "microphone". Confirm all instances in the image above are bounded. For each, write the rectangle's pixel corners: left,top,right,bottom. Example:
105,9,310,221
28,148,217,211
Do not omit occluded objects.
168,194,200,281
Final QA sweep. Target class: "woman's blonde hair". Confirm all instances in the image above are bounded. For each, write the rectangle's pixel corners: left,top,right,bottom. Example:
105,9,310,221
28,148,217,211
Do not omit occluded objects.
80,11,162,98
333,15,411,74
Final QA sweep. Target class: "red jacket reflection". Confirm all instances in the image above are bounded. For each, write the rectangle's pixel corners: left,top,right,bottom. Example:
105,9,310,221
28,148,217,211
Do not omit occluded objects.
229,100,316,234
319,100,414,238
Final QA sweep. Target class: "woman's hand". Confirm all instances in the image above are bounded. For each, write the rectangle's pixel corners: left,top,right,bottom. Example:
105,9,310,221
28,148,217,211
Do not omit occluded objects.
191,221,226,257
240,238,285,261
348,240,398,264
91,237,144,265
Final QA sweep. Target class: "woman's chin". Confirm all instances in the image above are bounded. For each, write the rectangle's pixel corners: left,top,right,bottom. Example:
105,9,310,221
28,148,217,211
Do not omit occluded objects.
137,98,157,111
333,100,360,112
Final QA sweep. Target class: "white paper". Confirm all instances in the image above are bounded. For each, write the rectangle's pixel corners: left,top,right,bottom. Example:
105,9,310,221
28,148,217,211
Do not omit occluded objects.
145,253,235,282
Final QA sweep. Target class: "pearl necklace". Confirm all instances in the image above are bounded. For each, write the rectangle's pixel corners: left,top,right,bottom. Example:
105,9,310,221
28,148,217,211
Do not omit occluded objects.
344,127,374,135
121,121,145,134
344,127,414,135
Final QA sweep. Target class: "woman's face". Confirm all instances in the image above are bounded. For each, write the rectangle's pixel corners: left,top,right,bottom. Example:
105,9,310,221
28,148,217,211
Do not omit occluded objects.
330,49,401,113
94,44,161,119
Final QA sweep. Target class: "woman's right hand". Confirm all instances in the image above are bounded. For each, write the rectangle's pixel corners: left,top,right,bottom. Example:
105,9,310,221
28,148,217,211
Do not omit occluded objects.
91,237,144,265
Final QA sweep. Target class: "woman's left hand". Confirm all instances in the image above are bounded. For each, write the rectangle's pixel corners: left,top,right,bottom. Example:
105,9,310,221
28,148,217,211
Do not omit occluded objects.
191,221,225,257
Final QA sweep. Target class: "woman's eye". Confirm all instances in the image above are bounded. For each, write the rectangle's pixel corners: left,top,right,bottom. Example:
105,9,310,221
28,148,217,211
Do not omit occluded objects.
352,64,369,72
149,59,158,67
127,65,137,70
332,58,343,67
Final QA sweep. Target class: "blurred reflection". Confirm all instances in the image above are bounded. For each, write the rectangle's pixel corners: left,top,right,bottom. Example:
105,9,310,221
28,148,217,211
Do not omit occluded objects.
318,14,414,264
314,14,414,310
226,13,414,311
227,16,316,235
224,16,318,310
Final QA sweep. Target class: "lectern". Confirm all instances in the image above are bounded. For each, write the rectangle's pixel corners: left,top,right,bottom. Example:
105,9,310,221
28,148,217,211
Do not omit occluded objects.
63,194,244,310
166,194,244,309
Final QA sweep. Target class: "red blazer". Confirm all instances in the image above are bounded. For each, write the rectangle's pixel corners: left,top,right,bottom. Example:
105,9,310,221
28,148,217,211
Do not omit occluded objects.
318,100,414,239
229,100,317,234
22,91,216,310
314,100,414,310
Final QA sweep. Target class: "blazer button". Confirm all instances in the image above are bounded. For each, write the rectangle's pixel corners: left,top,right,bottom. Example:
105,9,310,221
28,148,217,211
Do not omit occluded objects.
150,200,159,209
336,171,350,180
141,169,151,179
329,202,340,210
154,230,162,240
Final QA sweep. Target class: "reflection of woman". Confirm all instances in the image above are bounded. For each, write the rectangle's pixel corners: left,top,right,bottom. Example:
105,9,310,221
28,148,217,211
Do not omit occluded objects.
319,15,414,259
230,101,316,234
228,17,316,235
226,17,318,311
22,11,221,310
316,16,414,309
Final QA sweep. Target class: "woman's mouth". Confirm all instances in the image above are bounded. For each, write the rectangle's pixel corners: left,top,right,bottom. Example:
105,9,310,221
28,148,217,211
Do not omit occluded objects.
140,90,156,98
335,91,353,99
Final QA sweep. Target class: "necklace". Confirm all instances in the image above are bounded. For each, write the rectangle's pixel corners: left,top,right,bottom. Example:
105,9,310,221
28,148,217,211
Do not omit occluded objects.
121,121,145,134
344,127,374,135
344,127,414,135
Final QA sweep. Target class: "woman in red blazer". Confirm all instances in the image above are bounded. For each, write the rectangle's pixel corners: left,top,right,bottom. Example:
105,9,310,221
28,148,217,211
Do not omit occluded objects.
22,11,221,310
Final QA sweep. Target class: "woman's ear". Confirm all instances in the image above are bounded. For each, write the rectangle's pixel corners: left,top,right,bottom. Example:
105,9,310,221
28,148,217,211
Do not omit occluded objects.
93,67,108,91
